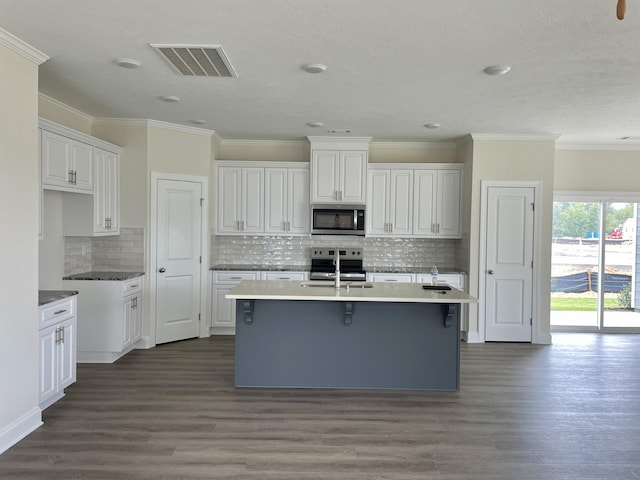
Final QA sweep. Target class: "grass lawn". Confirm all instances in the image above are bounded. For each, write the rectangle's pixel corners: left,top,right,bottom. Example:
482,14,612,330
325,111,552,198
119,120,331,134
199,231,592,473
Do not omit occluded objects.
551,296,620,311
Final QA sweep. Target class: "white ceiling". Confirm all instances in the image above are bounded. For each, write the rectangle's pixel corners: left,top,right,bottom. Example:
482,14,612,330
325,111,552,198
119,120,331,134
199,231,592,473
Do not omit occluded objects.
2,0,640,145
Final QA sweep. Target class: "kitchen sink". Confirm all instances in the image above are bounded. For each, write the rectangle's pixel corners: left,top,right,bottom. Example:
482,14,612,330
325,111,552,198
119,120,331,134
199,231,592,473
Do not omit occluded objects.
300,281,373,289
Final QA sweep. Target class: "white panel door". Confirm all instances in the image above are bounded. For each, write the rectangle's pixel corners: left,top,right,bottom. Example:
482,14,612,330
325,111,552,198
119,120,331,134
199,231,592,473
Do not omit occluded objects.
241,168,264,233
264,168,287,233
485,186,535,342
436,169,461,237
71,141,94,191
389,170,413,235
217,167,242,233
340,150,367,203
311,150,339,203
367,170,390,235
413,170,436,236
156,179,202,344
287,168,310,234
58,319,76,390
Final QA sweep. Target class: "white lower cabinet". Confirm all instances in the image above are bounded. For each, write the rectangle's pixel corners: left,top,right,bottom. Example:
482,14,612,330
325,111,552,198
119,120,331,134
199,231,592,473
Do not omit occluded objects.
211,271,260,333
62,276,144,363
211,270,310,334
39,295,77,410
367,273,415,283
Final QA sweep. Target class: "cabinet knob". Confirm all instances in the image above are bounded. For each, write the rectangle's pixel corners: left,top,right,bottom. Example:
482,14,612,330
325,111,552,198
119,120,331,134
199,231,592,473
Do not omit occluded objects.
488,269,495,275
159,267,166,273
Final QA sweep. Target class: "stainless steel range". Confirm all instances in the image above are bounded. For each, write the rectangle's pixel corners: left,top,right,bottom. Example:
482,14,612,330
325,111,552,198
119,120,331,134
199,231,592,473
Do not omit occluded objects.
309,247,366,281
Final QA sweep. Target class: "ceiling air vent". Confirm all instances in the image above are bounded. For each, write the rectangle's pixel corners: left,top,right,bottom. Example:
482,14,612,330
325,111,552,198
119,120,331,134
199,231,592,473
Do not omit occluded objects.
150,44,237,77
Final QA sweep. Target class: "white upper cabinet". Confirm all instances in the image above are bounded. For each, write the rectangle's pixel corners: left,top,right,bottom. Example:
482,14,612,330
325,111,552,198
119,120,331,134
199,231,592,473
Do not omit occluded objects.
217,166,264,234
414,167,461,238
264,167,310,234
367,164,462,239
367,169,413,236
41,129,94,193
216,161,309,236
40,119,122,237
308,137,371,205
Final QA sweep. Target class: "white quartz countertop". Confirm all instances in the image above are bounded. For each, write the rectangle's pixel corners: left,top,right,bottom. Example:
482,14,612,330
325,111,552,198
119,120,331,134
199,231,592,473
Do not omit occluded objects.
226,280,477,304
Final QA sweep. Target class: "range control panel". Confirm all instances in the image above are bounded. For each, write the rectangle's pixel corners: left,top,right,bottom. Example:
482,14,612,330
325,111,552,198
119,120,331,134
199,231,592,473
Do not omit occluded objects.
311,247,363,260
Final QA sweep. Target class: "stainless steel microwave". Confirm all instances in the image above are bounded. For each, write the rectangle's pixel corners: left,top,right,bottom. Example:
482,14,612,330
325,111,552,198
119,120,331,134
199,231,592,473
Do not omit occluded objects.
311,205,365,235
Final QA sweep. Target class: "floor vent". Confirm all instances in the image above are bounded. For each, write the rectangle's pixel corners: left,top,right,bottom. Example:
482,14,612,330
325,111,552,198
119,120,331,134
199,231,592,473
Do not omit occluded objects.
150,44,237,77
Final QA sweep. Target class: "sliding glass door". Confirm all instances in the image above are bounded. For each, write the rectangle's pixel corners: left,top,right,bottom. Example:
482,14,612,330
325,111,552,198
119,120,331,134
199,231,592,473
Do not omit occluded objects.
551,198,640,331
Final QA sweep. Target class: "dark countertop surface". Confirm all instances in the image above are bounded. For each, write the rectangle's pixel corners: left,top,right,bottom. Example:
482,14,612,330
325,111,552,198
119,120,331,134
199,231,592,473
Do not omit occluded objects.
211,264,310,272
63,271,145,281
39,290,78,306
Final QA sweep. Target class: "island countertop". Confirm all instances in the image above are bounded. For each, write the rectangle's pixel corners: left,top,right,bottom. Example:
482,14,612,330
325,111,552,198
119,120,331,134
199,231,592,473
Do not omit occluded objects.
226,280,477,304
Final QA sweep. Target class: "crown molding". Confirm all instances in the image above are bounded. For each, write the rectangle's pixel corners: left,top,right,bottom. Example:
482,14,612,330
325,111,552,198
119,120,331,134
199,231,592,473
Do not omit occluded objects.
555,141,640,151
220,139,307,148
470,133,560,142
38,93,94,123
93,117,216,137
0,28,48,64
370,141,457,150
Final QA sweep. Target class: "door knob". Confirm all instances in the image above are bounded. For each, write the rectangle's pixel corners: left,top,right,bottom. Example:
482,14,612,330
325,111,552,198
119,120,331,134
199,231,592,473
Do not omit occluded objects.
488,269,495,275
159,267,166,273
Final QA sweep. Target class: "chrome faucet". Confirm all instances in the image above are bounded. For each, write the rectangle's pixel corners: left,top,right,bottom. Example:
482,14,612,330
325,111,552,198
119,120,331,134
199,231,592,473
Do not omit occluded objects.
334,249,341,289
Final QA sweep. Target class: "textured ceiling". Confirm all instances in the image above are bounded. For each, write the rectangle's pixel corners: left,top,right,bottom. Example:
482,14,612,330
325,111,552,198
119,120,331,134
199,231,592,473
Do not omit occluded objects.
2,0,640,145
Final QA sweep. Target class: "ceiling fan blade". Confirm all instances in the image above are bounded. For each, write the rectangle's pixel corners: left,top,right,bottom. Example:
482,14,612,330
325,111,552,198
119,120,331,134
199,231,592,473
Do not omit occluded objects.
617,0,626,20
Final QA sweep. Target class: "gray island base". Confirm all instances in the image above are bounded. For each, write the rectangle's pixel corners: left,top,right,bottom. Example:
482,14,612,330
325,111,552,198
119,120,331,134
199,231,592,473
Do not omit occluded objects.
228,280,477,391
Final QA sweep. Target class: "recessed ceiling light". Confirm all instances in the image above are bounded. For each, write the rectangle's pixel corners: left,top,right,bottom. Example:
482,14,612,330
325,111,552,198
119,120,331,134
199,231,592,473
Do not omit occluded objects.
115,58,141,69
303,63,327,74
483,65,511,76
423,123,441,129
306,122,323,127
159,95,180,103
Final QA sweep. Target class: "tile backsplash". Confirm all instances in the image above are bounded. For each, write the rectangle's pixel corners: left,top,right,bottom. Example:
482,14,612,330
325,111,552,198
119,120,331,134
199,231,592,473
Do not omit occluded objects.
211,234,464,271
64,227,145,275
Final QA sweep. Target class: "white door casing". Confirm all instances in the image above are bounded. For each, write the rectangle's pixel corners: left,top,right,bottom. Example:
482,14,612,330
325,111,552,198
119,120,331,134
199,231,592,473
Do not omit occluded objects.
151,173,208,345
482,184,536,342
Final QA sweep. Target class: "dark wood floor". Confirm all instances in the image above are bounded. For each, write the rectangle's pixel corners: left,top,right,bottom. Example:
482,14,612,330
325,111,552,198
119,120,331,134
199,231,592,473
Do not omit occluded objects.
1,333,639,479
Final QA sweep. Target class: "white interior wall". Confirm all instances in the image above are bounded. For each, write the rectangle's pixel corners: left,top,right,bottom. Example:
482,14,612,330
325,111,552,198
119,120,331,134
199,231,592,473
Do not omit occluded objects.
0,32,45,453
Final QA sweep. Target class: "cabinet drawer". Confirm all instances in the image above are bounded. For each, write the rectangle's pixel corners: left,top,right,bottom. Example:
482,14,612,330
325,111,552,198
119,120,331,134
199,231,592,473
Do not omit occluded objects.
416,273,463,289
367,273,415,283
122,277,143,296
262,271,308,281
40,297,74,329
213,271,260,283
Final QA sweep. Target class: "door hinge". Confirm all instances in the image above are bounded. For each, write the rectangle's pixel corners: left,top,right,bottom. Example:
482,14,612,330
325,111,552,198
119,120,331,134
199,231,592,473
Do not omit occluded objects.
531,260,534,268
200,197,204,207
198,313,201,321
531,202,535,211
530,318,533,326
199,256,202,264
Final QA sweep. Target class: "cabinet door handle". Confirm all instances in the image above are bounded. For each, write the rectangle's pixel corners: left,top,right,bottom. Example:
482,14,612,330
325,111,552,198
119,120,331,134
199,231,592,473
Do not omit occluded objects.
230,276,243,280
386,279,398,282
61,326,65,344
54,309,67,315
389,222,393,232
158,268,166,273
55,327,60,344
68,170,74,184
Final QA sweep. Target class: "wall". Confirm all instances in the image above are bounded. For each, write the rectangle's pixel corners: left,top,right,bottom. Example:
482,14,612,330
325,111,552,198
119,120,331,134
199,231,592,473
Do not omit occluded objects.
369,142,458,163
555,148,640,192
0,33,44,453
466,136,556,344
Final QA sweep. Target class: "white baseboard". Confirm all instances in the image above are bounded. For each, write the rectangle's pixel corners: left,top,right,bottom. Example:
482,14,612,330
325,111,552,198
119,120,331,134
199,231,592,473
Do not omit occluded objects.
137,336,155,349
0,407,42,455
210,327,235,336
534,332,553,344
465,331,483,343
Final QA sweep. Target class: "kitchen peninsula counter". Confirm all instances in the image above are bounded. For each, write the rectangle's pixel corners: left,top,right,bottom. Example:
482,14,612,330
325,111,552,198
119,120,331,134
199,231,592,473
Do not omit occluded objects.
227,280,476,391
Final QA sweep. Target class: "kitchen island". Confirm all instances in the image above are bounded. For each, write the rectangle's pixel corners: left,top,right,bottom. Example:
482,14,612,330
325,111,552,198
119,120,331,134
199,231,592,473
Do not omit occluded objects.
227,280,476,391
